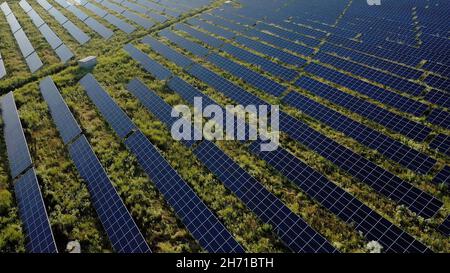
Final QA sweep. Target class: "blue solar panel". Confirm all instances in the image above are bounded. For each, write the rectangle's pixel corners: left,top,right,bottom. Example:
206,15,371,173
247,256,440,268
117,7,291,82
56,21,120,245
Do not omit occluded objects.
282,91,436,174
186,17,235,39
1,92,33,179
255,22,320,48
304,63,428,116
165,72,431,253
179,58,442,218
14,168,58,253
199,13,249,34
427,109,450,129
0,55,5,79
68,135,151,253
278,111,442,218
39,77,82,144
438,216,450,237
47,5,68,24
429,134,450,157
6,13,21,33
206,53,286,97
66,4,88,21
314,52,425,96
36,0,52,10
187,63,269,108
234,36,308,67
425,75,450,92
194,141,336,253
294,76,431,141
124,131,245,253
83,2,108,18
38,24,63,49
104,13,136,34
173,23,224,48
425,90,450,109
84,17,114,39
123,44,172,80
122,10,153,29
141,36,192,68
432,166,449,187
25,52,43,73
55,44,74,63
248,140,431,253
159,29,209,57
62,21,90,45
14,29,34,59
79,74,137,139
27,9,45,28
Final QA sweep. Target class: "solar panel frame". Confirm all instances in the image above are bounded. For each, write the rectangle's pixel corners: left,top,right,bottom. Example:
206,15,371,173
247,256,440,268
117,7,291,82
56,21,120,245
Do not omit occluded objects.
432,166,449,187
14,168,58,253
429,134,450,157
1,92,33,178
427,109,450,129
438,216,450,237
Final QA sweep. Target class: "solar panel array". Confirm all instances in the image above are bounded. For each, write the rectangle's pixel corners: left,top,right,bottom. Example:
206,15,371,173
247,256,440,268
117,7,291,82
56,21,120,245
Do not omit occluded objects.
95,0,154,29
1,2,43,73
20,0,74,63
56,0,114,39
35,0,90,44
40,76,151,253
1,92,58,253
439,216,450,237
81,0,136,34
79,73,244,253
126,78,337,253
149,26,444,219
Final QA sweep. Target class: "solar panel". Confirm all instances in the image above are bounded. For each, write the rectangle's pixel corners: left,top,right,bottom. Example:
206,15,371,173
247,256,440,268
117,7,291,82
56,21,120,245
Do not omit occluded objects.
124,130,245,253
0,54,6,79
84,17,114,39
66,5,89,22
6,13,21,33
123,44,172,80
429,134,450,157
62,21,90,45
39,76,82,144
141,36,193,68
194,141,336,253
206,53,286,97
27,9,45,28
304,63,428,116
104,14,136,34
14,168,58,253
100,0,126,14
425,74,450,92
282,91,436,174
314,52,425,96
79,74,137,139
159,29,209,57
173,23,224,48
55,44,74,63
47,6,68,24
234,35,308,67
68,135,151,253
199,13,248,34
1,92,33,178
438,216,450,237
0,2,12,16
83,2,108,18
255,22,320,48
294,76,431,141
432,166,449,187
165,73,431,253
14,29,34,58
36,0,52,10
248,140,430,253
427,109,450,129
122,10,153,29
54,0,70,8
424,90,450,109
39,24,63,49
186,63,269,108
187,17,235,39
25,52,43,73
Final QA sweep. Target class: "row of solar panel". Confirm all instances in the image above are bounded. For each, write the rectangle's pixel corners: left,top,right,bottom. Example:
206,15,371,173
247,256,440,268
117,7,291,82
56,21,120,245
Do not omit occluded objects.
20,0,74,63
123,48,434,251
35,0,90,44
95,0,154,29
82,0,136,34
182,13,450,135
126,78,337,253
79,73,245,253
39,76,151,253
1,2,43,73
56,0,114,39
1,92,58,253
130,35,443,219
155,27,438,174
